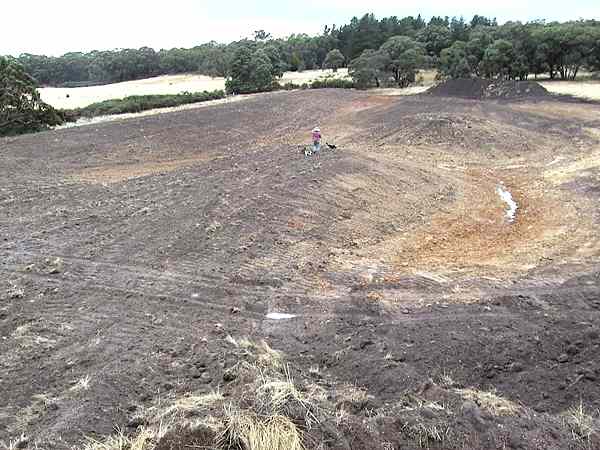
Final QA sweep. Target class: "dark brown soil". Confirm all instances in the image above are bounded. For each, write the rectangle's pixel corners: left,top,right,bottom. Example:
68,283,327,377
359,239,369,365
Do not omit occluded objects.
428,78,550,100
1,89,600,449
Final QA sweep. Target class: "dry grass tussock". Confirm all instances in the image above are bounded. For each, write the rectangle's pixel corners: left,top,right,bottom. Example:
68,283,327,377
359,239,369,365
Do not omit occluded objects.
562,401,600,446
338,384,370,404
455,388,521,416
77,338,315,450
219,407,305,450
225,336,282,370
401,421,451,448
82,427,164,450
154,390,224,421
0,434,28,450
256,340,283,370
255,368,319,428
70,375,91,392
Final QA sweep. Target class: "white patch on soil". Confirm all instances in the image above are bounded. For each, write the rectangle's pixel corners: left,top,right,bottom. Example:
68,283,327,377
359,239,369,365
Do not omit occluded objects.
547,156,564,166
497,185,518,222
266,312,297,320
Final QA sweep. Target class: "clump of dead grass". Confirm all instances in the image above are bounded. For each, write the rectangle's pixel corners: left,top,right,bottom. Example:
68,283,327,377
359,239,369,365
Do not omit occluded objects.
82,427,157,450
401,421,451,448
0,434,28,450
338,384,370,404
70,375,92,392
401,395,447,413
155,390,224,420
562,401,600,446
255,369,318,428
219,407,305,450
225,335,257,350
455,388,521,416
225,336,282,371
256,340,283,370
435,370,456,388
335,384,373,414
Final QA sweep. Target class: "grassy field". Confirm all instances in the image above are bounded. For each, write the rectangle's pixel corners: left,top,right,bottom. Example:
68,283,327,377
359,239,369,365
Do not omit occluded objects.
39,69,351,109
40,68,600,111
540,80,600,100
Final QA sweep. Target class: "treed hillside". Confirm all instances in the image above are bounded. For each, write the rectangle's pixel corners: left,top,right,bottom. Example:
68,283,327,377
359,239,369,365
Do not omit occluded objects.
6,14,600,87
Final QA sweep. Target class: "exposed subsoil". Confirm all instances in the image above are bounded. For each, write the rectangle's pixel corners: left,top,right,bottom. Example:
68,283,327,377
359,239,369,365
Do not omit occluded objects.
1,88,600,449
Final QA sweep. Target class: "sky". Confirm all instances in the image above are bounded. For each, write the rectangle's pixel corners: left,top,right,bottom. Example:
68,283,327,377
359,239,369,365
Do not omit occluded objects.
2,0,599,56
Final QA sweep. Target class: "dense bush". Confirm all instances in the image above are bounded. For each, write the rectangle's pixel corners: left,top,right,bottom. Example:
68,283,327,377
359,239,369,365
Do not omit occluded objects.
275,78,354,91
225,45,278,94
309,78,355,89
66,90,225,119
0,56,63,136
323,49,345,72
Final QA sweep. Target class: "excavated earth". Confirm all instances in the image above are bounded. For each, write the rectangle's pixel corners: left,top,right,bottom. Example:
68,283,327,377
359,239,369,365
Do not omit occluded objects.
2,88,600,449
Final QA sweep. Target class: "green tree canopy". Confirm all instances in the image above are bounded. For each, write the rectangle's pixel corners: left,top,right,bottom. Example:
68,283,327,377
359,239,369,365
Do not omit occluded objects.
380,36,426,87
348,49,390,89
323,49,345,72
0,56,63,136
417,24,452,58
225,45,275,94
480,39,515,79
439,41,472,79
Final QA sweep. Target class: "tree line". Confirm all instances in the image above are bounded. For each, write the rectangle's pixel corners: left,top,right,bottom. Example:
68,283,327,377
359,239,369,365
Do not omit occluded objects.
345,16,600,88
3,14,600,136
7,14,600,90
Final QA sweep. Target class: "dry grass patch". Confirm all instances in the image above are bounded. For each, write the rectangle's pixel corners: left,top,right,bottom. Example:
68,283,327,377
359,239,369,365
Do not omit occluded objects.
225,334,257,350
337,384,371,405
540,81,600,101
0,434,28,450
256,378,318,427
257,340,283,370
225,336,281,369
562,401,600,446
435,370,456,388
83,427,158,450
155,390,224,420
401,421,451,449
455,388,521,416
70,375,91,392
219,408,305,450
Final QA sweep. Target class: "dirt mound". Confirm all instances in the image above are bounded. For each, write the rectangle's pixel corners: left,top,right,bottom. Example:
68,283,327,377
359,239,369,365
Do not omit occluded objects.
383,113,495,147
428,78,550,100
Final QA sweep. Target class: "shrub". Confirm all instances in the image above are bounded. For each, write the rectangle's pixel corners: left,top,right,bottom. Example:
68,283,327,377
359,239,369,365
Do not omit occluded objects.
309,78,354,89
65,90,225,120
1,56,64,136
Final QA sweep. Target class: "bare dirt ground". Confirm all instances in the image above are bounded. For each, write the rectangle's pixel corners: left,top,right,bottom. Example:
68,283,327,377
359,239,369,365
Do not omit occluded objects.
2,88,600,449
